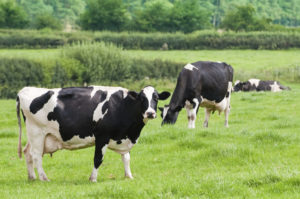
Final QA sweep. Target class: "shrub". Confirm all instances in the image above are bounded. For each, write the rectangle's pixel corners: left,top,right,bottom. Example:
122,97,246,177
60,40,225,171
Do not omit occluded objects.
61,42,130,83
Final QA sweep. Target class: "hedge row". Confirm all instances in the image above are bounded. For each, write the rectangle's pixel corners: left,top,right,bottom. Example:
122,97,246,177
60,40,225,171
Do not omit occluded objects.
0,42,184,98
1,29,300,49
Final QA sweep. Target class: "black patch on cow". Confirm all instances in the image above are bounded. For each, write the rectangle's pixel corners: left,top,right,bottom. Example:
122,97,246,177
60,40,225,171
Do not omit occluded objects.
257,80,272,91
30,91,54,114
116,140,122,144
226,92,230,98
150,92,158,110
47,87,108,141
102,101,109,115
21,110,26,122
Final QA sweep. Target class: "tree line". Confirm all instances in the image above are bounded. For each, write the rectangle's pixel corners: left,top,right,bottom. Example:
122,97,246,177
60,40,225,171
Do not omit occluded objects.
0,0,299,32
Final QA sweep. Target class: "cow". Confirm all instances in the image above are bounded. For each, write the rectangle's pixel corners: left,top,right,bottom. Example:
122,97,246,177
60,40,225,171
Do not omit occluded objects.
234,79,290,92
159,61,234,128
17,86,170,182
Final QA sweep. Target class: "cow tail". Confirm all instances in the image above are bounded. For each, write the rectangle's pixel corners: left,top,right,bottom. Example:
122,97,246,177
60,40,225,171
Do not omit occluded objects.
16,96,22,159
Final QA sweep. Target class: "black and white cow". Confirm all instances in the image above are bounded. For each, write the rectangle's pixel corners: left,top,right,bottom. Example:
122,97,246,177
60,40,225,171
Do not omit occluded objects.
17,86,170,182
234,79,290,92
159,61,234,128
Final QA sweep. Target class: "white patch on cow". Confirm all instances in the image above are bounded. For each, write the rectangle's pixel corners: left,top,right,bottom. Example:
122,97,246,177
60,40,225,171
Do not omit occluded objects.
228,81,233,93
162,106,169,120
142,86,156,119
62,135,95,150
217,61,222,63
200,96,228,113
89,167,98,182
270,81,282,92
234,80,241,86
92,86,128,122
122,152,133,179
248,79,260,87
185,98,199,129
108,138,135,155
184,63,198,71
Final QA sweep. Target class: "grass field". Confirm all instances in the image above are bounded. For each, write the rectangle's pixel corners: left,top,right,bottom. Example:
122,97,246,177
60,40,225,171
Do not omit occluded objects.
0,49,300,198
1,84,300,198
1,49,299,72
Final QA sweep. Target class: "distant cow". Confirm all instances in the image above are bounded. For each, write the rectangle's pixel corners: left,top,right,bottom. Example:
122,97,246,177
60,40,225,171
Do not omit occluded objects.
159,61,234,128
234,79,290,92
17,86,170,182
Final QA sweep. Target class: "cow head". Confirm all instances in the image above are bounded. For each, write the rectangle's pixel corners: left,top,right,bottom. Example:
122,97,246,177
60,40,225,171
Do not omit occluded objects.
159,105,180,126
128,86,170,120
233,80,244,92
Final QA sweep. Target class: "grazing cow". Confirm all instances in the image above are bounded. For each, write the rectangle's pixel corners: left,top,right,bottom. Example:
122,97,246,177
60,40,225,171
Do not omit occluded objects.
17,86,170,182
234,79,290,92
159,61,234,128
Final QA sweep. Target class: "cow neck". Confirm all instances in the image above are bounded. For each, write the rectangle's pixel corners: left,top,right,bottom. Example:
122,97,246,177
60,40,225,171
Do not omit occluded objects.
169,82,187,113
122,97,145,142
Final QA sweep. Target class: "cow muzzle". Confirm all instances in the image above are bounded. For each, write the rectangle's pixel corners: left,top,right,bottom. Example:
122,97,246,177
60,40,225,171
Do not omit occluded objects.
144,111,156,119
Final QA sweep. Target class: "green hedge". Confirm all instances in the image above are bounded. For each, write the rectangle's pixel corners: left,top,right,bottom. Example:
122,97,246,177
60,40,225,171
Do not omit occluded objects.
0,42,184,98
1,29,300,49
1,42,299,98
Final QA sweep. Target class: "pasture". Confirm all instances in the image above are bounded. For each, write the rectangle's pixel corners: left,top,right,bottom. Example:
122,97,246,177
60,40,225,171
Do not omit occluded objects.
1,87,300,198
0,49,300,198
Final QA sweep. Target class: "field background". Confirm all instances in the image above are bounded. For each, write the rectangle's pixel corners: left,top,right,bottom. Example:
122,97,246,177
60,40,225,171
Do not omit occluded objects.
1,49,300,198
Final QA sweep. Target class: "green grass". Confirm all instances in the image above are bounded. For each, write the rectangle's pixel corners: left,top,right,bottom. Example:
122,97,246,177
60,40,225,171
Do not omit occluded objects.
0,49,299,72
1,84,300,198
124,49,300,72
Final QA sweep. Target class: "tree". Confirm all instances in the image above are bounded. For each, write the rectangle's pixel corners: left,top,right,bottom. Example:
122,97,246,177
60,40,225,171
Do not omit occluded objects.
221,4,271,31
169,0,211,33
0,1,28,28
80,0,128,31
133,0,172,32
35,14,62,30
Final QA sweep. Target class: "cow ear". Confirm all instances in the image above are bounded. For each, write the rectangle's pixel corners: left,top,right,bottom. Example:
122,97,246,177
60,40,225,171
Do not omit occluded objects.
158,107,164,112
158,91,170,100
128,91,139,100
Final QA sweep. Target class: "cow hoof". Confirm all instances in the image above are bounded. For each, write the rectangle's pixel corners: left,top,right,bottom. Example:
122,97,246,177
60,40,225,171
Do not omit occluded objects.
40,177,50,182
28,176,36,181
89,177,97,183
39,173,50,181
125,175,133,180
28,174,36,180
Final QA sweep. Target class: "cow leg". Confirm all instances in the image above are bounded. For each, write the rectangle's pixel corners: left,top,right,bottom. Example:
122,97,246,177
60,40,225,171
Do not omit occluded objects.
122,152,133,179
23,143,36,180
224,94,231,127
26,124,49,181
203,108,211,128
30,138,49,181
224,105,230,127
186,99,199,129
89,140,108,182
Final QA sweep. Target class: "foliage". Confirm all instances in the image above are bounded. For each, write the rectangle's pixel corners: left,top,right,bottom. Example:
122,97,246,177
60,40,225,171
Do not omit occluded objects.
0,58,45,98
0,1,28,29
221,4,271,31
19,0,85,27
35,14,63,30
1,29,300,50
132,0,172,32
80,0,128,31
7,0,299,32
61,42,130,83
169,0,211,33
